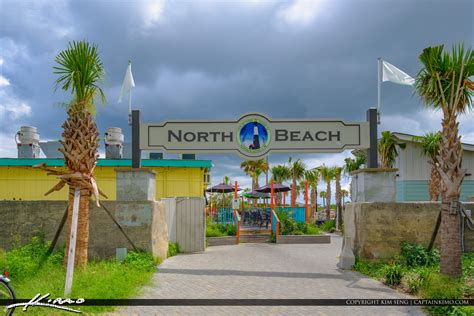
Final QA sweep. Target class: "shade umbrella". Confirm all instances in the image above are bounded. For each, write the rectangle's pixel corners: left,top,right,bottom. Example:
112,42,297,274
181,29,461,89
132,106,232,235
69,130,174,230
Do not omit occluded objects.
206,183,242,209
205,183,241,193
255,183,291,193
243,190,270,199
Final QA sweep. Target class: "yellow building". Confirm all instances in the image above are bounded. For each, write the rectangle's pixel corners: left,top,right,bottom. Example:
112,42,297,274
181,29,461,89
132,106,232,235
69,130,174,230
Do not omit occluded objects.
0,158,211,201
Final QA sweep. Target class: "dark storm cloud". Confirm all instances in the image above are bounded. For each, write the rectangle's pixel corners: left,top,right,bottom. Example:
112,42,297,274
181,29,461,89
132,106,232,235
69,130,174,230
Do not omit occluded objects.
0,0,472,188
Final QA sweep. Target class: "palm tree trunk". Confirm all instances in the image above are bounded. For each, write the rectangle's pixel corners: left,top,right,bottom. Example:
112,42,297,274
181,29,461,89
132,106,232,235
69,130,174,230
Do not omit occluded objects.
64,187,90,268
336,178,342,229
437,110,464,277
292,177,297,208
326,182,331,220
310,187,316,219
429,163,441,202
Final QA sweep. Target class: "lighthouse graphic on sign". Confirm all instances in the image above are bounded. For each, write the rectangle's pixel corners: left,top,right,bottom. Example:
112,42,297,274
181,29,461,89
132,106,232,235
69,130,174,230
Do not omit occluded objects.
239,120,269,153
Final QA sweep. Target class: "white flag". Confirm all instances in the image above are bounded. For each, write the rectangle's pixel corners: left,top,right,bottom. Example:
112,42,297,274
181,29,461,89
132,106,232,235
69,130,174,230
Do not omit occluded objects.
382,61,415,86
118,63,135,103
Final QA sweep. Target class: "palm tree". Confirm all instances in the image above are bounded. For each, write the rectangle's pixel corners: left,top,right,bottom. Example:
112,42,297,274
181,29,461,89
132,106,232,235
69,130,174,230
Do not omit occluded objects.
223,175,230,185
305,169,319,219
341,189,349,206
378,131,406,168
334,167,343,228
48,40,105,267
415,44,473,277
319,165,336,220
288,158,306,210
240,159,269,191
271,164,291,205
344,153,366,201
319,191,326,208
412,132,442,201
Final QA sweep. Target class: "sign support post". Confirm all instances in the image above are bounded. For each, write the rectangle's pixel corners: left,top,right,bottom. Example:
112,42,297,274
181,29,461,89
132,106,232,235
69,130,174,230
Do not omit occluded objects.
366,108,378,168
132,110,141,169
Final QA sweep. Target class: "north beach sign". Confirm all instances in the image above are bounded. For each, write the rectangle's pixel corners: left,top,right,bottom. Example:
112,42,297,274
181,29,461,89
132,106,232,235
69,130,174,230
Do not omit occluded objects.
140,113,370,160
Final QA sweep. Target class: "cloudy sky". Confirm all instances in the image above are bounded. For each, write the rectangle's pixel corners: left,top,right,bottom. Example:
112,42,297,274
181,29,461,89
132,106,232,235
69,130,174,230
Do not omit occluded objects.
0,0,473,199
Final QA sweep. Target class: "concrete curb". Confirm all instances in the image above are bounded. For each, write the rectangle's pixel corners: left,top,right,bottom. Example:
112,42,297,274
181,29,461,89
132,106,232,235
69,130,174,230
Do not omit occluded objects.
276,234,331,244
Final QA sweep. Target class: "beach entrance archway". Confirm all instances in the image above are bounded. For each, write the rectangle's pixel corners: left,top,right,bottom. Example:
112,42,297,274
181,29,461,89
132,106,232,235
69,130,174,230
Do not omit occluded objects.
131,108,378,166
130,108,378,239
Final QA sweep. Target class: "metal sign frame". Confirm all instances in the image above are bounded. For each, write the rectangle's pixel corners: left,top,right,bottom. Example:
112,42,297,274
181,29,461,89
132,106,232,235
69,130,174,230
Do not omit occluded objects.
131,108,378,167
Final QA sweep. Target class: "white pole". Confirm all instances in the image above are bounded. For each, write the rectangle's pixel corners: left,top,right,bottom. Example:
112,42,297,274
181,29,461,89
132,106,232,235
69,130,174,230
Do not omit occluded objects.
64,187,81,297
377,57,382,124
128,61,132,126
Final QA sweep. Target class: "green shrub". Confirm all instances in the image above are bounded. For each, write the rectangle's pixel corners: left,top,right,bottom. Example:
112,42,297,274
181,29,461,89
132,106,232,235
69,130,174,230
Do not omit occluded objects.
206,224,225,237
304,224,321,235
275,210,321,235
401,271,424,294
167,242,180,258
400,241,439,267
123,251,156,272
224,224,237,236
319,220,336,232
4,235,50,280
384,264,404,286
206,223,237,237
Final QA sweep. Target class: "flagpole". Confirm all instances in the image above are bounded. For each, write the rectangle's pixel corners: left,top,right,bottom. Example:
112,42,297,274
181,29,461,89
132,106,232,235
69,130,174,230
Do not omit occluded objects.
377,57,382,125
128,61,132,126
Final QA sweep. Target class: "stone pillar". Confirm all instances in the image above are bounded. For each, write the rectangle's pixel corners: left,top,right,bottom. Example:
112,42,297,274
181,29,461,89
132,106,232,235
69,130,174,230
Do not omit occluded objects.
351,168,397,202
116,168,156,201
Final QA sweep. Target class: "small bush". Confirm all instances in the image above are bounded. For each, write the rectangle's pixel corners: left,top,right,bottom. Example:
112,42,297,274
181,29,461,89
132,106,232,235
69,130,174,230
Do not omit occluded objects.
167,242,180,258
319,220,336,232
275,210,321,235
384,264,404,286
123,251,156,272
4,235,50,280
206,223,237,237
400,241,439,267
401,271,424,294
206,224,225,237
304,224,321,235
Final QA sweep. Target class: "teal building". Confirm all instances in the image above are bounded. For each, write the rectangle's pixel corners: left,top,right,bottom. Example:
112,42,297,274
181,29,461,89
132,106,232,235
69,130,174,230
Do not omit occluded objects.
393,132,474,202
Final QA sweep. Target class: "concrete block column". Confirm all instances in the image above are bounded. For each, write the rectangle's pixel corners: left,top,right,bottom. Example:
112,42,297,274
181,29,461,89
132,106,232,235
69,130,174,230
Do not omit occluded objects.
351,168,397,202
116,168,156,201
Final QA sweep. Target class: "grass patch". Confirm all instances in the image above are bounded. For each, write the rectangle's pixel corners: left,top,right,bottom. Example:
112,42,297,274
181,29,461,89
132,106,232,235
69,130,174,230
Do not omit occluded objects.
353,242,474,315
1,236,156,315
167,241,180,258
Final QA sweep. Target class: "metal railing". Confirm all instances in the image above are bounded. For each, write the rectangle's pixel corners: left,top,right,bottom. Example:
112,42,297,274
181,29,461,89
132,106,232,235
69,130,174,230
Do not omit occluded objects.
271,209,280,237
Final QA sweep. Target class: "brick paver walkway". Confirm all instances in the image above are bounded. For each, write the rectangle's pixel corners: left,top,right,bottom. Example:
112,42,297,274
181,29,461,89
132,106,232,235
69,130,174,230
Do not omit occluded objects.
116,236,425,315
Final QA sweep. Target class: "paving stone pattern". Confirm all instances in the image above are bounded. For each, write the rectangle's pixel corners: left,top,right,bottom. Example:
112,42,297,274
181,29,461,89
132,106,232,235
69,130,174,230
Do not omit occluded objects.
115,236,425,315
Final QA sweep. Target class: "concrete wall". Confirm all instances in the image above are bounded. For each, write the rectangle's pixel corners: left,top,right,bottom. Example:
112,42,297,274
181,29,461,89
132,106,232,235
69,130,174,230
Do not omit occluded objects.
0,200,168,260
351,168,397,202
344,202,474,259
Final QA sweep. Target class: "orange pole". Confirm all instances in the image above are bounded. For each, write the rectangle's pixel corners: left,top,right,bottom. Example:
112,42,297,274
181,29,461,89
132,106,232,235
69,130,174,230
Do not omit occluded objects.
271,180,275,210
283,191,286,206
305,180,309,223
292,183,296,218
